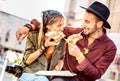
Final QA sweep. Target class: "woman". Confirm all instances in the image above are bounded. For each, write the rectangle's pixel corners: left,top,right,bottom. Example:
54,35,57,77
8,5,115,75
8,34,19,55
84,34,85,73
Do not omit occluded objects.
17,10,65,81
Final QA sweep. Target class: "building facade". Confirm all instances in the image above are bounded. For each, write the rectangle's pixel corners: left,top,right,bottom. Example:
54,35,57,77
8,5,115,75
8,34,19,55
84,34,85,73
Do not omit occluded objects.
0,11,28,52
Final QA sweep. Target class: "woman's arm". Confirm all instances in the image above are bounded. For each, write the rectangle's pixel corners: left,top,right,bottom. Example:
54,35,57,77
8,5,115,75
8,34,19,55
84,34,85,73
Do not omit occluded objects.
24,31,46,65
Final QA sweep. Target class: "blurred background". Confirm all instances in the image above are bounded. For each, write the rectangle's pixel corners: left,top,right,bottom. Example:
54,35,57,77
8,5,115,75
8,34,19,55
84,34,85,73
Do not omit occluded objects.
0,0,120,81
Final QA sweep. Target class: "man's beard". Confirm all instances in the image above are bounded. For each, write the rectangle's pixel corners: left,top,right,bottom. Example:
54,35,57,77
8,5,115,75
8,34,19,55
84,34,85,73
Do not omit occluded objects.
84,25,98,36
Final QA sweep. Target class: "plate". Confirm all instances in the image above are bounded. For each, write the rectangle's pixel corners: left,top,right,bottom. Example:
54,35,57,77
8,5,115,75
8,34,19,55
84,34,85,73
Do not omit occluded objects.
35,71,77,76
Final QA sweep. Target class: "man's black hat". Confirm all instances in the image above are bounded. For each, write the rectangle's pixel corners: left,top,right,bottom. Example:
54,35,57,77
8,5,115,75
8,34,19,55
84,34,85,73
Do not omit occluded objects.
80,1,111,29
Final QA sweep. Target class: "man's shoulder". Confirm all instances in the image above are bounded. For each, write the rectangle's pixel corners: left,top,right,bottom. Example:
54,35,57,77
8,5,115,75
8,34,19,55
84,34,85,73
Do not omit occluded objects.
104,34,117,49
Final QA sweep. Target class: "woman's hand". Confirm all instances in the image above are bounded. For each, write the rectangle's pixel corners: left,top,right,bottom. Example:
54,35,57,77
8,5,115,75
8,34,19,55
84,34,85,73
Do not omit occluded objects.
45,31,65,47
44,37,59,47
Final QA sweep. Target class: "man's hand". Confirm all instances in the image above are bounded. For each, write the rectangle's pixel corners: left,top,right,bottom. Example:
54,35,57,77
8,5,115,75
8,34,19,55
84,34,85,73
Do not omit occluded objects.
16,27,30,41
16,19,40,41
68,44,81,57
68,44,85,63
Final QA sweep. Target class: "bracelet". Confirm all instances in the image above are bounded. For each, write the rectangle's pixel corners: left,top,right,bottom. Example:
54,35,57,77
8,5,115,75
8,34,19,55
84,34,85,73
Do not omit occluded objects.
76,53,85,63
41,45,46,50
39,48,43,53
24,23,32,31
76,53,83,61
43,44,47,49
76,55,82,61
39,44,48,53
41,44,48,50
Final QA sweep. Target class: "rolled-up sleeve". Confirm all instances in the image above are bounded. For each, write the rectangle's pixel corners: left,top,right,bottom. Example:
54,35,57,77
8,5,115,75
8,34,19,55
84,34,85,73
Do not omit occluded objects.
75,46,117,80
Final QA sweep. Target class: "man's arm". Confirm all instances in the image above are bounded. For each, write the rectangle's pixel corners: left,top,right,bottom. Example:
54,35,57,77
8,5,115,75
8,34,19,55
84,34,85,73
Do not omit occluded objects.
16,19,83,41
16,19,40,40
75,45,116,80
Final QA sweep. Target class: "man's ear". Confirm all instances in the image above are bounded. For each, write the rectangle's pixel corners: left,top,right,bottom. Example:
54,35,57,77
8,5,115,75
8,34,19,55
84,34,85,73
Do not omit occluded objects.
97,21,104,28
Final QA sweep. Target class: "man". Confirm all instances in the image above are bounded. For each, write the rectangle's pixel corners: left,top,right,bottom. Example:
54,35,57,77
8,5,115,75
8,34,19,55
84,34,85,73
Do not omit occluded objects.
16,1,117,81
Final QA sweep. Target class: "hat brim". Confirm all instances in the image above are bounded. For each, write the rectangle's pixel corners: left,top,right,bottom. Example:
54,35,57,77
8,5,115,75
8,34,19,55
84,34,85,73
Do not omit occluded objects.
80,6,111,29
